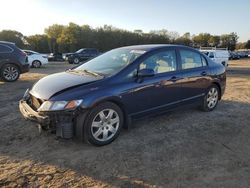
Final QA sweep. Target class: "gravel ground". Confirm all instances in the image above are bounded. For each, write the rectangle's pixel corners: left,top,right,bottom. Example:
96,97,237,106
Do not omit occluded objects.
0,59,250,188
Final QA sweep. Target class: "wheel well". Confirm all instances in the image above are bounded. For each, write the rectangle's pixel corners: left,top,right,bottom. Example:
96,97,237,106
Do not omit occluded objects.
212,82,222,100
32,60,41,64
0,62,21,73
95,99,130,129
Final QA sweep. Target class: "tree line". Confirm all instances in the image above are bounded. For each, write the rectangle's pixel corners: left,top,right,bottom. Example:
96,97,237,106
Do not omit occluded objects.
0,22,249,53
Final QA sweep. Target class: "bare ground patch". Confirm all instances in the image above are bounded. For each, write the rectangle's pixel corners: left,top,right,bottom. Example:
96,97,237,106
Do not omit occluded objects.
0,60,250,187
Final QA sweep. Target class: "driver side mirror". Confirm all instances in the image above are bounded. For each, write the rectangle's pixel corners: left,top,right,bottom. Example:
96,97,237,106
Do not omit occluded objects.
209,54,215,58
138,68,155,78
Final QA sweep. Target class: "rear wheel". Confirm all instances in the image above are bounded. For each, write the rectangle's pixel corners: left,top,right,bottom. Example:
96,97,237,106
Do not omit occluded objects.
201,85,219,111
0,64,20,82
84,102,123,146
32,60,41,68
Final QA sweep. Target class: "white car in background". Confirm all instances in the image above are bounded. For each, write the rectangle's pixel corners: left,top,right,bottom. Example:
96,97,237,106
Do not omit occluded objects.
200,47,229,67
23,50,48,68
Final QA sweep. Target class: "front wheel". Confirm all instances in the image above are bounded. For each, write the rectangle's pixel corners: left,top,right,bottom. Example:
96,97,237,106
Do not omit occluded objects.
201,85,220,112
84,102,124,146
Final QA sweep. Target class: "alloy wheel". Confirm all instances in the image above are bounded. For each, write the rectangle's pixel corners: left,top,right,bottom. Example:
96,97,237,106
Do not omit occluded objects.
33,61,41,68
91,109,120,142
207,87,219,109
74,58,79,64
3,65,19,81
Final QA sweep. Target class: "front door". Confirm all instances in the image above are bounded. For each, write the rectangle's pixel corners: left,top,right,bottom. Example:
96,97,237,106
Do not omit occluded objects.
123,49,184,117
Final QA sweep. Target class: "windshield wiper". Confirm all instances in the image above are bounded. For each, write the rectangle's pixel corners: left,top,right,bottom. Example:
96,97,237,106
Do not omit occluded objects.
80,69,107,77
82,69,100,76
67,69,106,77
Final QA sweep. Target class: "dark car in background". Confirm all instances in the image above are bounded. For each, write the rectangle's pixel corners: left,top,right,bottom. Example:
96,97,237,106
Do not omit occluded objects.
0,41,29,82
67,48,100,64
48,53,64,62
237,51,248,58
229,52,240,60
19,45,226,146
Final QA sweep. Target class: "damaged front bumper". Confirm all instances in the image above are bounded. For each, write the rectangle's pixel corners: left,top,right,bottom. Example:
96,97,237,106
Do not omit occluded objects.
19,99,81,139
19,100,50,125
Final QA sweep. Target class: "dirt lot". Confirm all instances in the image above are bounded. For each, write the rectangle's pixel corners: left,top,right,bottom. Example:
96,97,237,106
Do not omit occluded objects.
0,59,250,188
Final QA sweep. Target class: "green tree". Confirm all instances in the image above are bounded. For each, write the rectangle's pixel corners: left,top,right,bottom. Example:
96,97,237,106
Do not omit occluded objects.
245,40,250,49
220,32,238,50
193,33,211,47
25,34,49,53
182,32,191,39
45,24,65,52
208,35,220,47
175,33,192,46
236,42,246,50
57,22,84,52
0,30,25,48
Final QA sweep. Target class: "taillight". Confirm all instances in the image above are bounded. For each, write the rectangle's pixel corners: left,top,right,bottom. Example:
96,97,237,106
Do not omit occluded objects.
21,50,27,56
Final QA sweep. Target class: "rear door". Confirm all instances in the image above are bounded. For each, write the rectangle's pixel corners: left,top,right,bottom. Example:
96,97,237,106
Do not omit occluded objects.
177,48,211,102
0,44,13,63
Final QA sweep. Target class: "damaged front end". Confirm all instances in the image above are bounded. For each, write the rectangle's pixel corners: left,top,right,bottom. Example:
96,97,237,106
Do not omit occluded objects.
19,89,84,139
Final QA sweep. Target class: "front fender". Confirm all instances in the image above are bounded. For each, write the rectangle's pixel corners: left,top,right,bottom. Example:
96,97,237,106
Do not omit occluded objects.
81,95,131,129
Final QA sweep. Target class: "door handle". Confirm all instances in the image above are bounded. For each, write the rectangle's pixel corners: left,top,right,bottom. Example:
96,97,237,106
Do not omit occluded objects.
201,71,207,76
168,76,183,82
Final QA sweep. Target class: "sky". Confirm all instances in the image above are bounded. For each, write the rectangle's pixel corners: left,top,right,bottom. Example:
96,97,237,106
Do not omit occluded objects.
0,0,249,42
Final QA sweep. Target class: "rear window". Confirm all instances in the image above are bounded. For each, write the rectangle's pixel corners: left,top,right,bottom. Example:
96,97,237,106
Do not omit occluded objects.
180,50,204,69
0,44,13,53
85,49,98,54
24,51,33,55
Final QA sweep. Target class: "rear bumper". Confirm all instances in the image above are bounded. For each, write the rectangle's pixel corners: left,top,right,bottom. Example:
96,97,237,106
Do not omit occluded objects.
20,64,30,73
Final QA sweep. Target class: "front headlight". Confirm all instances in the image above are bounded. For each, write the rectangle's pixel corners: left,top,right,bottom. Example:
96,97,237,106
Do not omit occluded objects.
38,100,83,112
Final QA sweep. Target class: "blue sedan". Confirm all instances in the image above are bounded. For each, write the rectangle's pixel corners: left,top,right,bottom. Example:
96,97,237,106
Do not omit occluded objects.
19,45,226,146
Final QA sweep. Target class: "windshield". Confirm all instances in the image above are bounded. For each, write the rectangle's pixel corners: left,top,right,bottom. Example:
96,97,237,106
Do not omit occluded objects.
75,48,145,76
76,49,84,53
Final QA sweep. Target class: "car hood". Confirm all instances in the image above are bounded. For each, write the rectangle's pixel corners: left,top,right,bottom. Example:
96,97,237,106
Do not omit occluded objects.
65,53,74,56
30,71,102,100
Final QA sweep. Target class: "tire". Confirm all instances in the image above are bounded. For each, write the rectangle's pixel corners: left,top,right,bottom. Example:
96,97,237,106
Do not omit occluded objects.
83,102,124,146
73,58,80,64
201,84,220,112
32,60,41,68
0,64,20,82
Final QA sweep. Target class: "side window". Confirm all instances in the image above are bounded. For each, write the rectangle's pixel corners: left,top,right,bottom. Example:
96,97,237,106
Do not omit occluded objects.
90,49,97,54
25,51,32,55
126,68,137,79
139,50,177,74
180,50,203,69
0,44,13,53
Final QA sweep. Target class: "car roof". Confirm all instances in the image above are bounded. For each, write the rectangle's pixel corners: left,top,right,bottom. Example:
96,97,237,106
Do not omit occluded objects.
117,44,192,52
0,41,15,45
23,49,37,53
